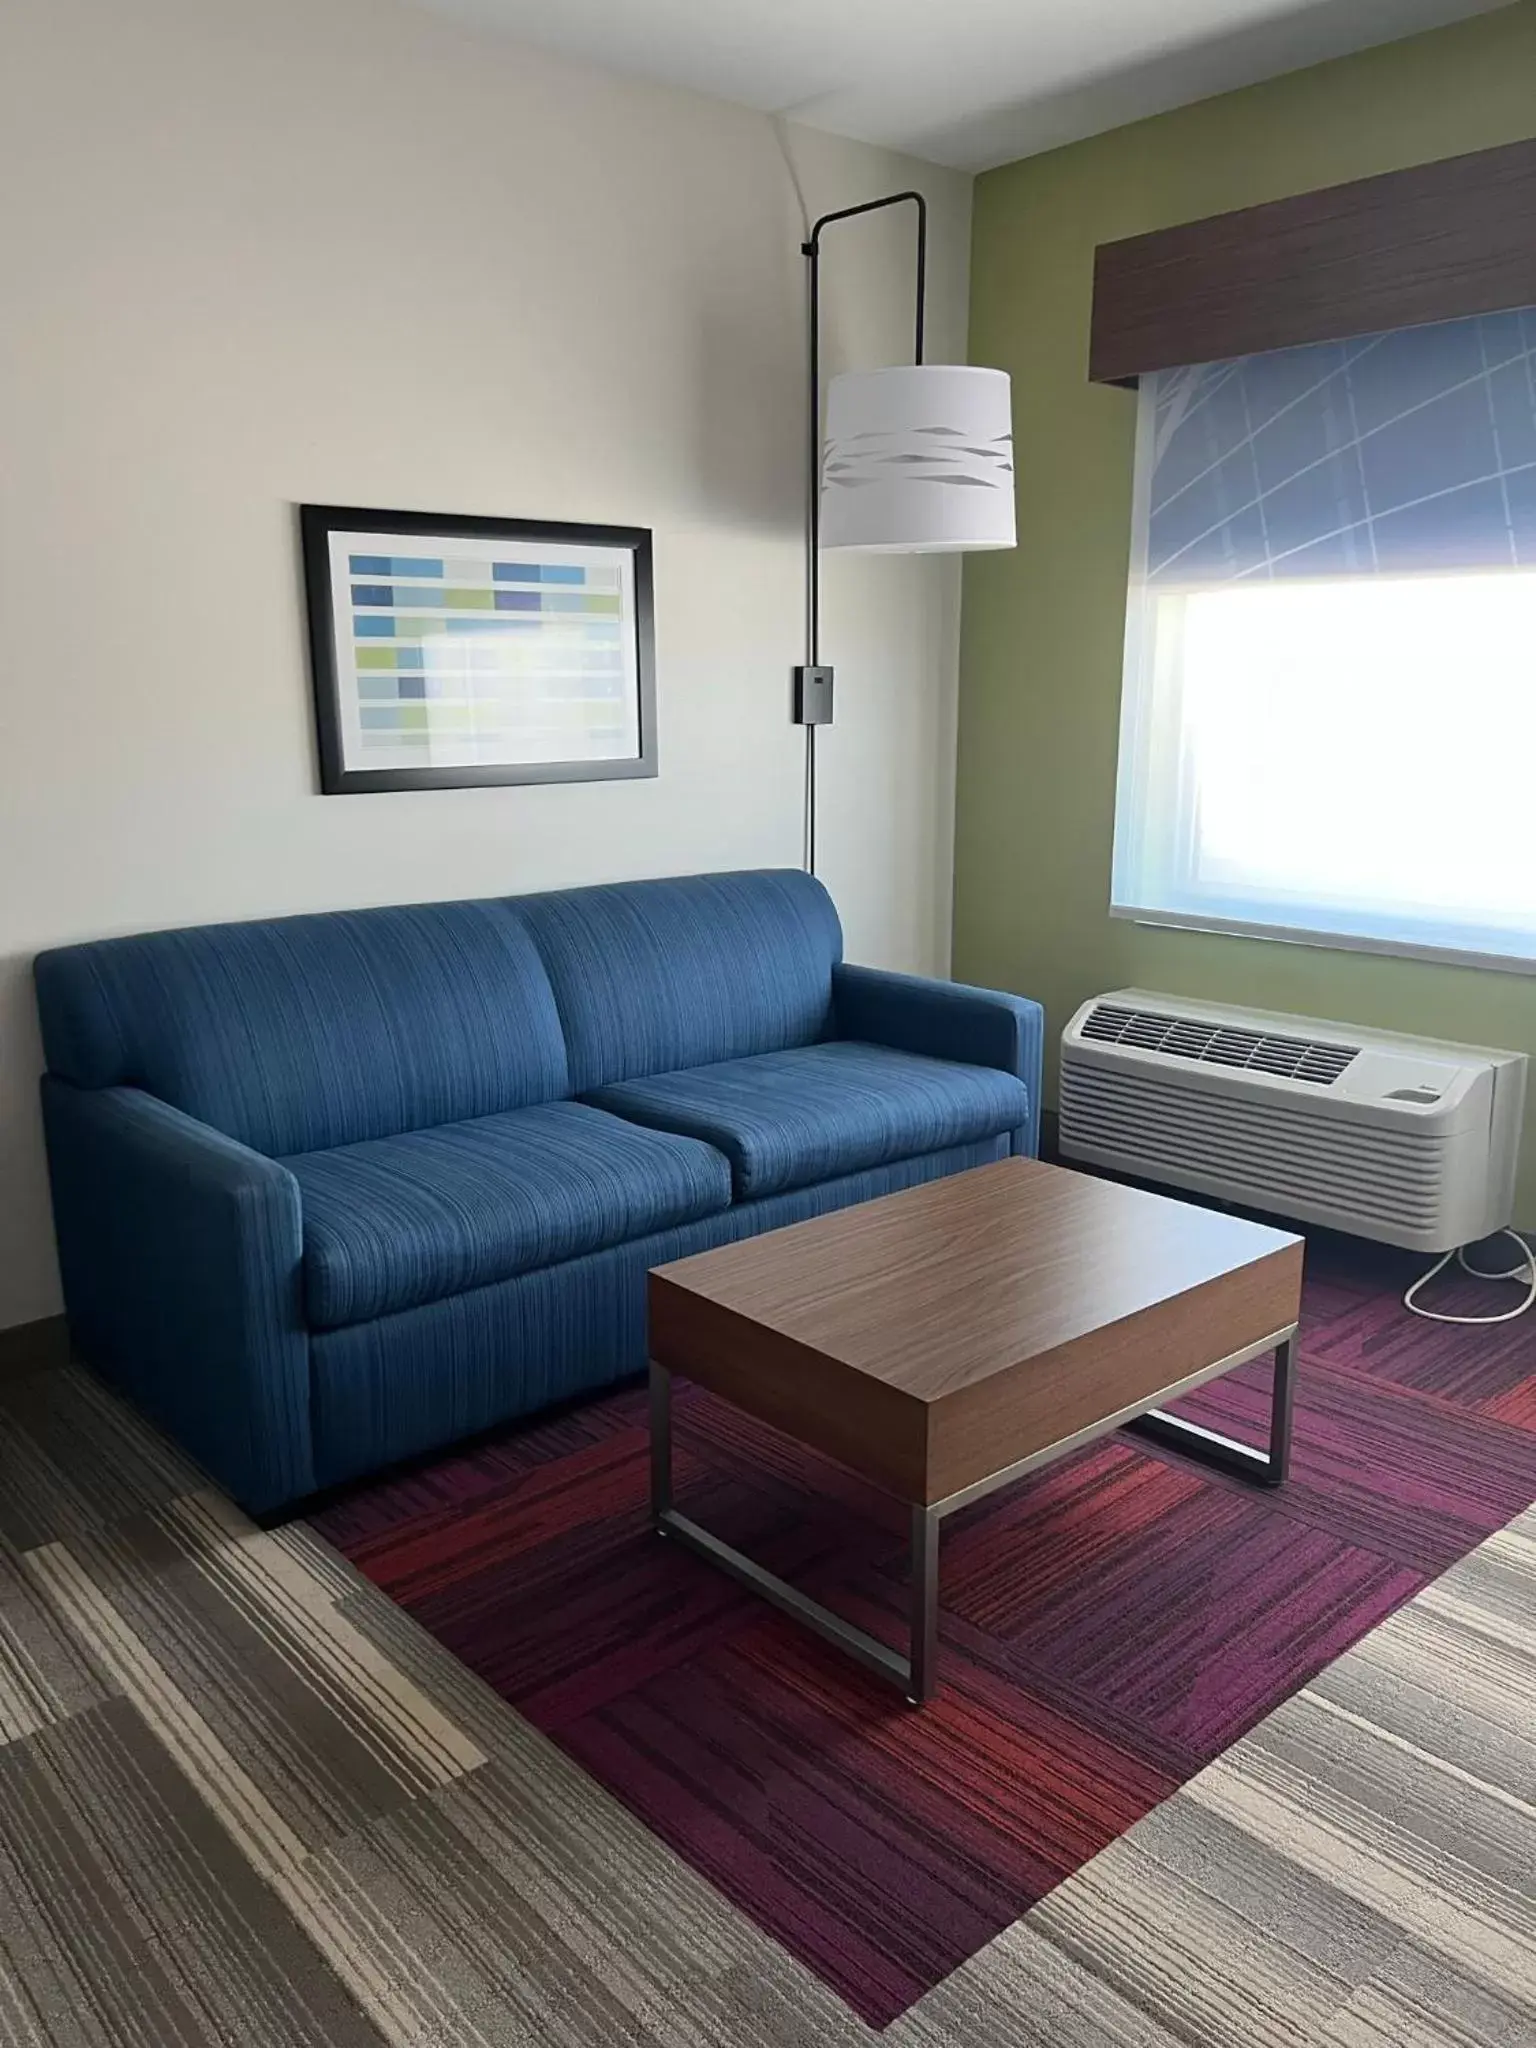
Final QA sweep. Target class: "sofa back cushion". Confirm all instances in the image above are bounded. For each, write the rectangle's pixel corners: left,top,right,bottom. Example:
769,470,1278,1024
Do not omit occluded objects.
35,899,570,1156
514,870,842,1093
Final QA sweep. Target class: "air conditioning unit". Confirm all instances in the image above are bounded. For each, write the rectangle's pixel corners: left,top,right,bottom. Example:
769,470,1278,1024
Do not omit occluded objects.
1059,989,1527,1253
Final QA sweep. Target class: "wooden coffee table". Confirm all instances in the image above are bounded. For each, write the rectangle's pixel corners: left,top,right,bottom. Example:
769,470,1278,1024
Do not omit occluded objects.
647,1158,1303,1704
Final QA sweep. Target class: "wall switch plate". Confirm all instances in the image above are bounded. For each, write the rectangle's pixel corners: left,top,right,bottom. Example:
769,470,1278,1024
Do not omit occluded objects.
793,665,835,725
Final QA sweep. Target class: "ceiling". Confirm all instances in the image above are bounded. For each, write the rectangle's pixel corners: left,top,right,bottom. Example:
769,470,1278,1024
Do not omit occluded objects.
411,0,1508,169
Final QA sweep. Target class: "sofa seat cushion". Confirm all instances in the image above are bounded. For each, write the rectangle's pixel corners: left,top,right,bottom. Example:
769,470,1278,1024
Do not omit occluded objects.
285,1101,732,1330
585,1041,1031,1201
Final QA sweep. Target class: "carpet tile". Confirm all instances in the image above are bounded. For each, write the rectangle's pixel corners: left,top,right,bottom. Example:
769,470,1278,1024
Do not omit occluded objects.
0,1696,385,2047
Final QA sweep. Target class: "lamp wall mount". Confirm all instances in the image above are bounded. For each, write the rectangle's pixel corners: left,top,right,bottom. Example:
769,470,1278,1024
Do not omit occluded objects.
792,664,835,726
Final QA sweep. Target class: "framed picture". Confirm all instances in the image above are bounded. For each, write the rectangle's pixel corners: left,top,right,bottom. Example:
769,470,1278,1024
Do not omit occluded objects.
299,505,656,794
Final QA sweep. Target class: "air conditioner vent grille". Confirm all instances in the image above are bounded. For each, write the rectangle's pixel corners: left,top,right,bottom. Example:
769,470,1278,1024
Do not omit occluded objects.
1080,1003,1359,1085
1058,1065,1450,1235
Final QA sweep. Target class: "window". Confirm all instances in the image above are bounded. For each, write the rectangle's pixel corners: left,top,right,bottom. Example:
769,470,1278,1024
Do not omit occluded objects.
1111,310,1536,971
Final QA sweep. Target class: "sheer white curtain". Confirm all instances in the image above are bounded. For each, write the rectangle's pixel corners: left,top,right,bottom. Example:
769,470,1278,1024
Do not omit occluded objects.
1111,310,1536,970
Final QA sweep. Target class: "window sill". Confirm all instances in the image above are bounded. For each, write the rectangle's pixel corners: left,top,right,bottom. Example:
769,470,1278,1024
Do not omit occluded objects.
1108,903,1536,979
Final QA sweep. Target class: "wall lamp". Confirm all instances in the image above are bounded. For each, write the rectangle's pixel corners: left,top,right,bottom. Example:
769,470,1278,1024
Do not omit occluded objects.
796,190,1016,871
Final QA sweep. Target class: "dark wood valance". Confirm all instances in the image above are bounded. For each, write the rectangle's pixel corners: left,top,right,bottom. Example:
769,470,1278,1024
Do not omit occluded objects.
1089,136,1536,385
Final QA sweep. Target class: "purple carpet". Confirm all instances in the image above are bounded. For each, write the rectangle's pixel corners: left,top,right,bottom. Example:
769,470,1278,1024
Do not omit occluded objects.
314,1233,1536,2027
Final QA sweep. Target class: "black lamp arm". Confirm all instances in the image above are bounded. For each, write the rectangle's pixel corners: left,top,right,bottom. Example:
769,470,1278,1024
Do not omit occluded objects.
803,189,928,363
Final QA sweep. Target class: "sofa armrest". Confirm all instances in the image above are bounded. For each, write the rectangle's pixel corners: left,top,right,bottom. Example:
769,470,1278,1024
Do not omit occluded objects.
40,1078,314,1514
831,963,1045,1158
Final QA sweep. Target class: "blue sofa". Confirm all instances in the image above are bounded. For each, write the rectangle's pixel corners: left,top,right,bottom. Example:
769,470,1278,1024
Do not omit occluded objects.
34,870,1043,1515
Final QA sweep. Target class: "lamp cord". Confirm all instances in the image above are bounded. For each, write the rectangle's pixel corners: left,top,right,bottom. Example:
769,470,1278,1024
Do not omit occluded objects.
1403,1229,1536,1323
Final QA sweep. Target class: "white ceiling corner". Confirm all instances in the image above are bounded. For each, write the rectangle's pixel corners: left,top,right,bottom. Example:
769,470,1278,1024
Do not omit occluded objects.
407,0,1510,170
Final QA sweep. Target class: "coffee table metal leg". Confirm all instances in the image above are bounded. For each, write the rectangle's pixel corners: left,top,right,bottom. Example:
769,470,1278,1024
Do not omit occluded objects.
648,1324,1298,1702
1268,1330,1297,1481
649,1360,672,1524
908,1505,940,1706
648,1358,938,1703
1124,1327,1298,1486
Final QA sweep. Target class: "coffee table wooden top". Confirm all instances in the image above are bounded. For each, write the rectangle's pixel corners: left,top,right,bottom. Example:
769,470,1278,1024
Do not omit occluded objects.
648,1158,1303,1506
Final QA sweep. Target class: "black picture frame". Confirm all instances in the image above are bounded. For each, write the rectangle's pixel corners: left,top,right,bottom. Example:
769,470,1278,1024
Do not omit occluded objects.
299,504,657,795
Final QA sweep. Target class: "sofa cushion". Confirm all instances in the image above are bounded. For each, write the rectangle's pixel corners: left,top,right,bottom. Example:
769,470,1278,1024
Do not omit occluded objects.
285,1101,732,1329
34,899,570,1157
514,869,842,1094
586,1041,1031,1201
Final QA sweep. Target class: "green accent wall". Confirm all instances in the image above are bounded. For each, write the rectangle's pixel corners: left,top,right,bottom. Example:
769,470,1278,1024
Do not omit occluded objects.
957,1,1536,1227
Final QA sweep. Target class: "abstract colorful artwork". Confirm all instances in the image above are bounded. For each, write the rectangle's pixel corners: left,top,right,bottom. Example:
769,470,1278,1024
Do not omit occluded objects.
300,508,655,793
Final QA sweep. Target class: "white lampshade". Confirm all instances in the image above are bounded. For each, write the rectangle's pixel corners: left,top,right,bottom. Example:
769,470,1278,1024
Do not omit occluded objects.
820,364,1015,553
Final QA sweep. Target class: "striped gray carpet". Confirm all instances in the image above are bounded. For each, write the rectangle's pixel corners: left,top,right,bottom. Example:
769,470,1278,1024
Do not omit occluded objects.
0,1359,1531,2046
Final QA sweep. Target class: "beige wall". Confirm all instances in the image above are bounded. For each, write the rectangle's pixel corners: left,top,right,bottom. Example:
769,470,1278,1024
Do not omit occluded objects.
0,0,971,1329
958,3,1536,1226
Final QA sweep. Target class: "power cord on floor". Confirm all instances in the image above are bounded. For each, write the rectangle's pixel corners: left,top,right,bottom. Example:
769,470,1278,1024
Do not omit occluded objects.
1403,1229,1536,1324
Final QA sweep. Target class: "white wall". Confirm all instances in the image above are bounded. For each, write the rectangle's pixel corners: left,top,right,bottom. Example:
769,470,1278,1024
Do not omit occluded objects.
0,0,971,1331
